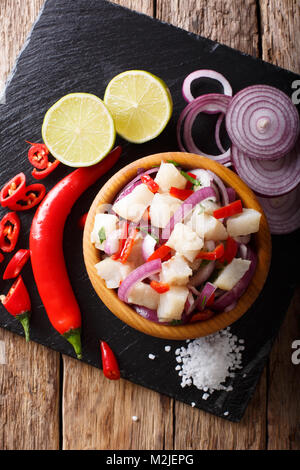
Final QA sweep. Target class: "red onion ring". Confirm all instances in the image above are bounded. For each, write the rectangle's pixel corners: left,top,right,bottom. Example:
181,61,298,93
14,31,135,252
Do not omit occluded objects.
182,70,233,103
225,85,300,160
118,259,162,302
177,94,232,164
215,113,227,154
256,185,300,234
207,170,229,206
188,261,216,288
231,141,300,197
197,282,217,311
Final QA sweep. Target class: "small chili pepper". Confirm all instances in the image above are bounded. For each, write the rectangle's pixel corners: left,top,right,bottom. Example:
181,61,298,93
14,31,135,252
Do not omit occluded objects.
147,244,172,262
119,227,138,264
189,309,214,323
26,141,49,169
3,249,30,280
112,221,129,260
78,212,88,230
169,187,194,201
0,276,31,342
196,243,224,260
100,340,120,380
213,200,243,219
141,174,159,194
0,173,27,209
12,183,46,211
150,280,170,293
32,159,60,180
0,212,21,252
219,237,238,264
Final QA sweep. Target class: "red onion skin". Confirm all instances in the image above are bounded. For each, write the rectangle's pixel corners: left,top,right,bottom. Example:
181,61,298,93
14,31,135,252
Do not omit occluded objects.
197,282,217,311
118,259,162,302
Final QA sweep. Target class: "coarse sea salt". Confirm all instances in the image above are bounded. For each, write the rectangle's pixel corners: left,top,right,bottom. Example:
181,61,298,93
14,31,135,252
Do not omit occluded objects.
175,328,244,395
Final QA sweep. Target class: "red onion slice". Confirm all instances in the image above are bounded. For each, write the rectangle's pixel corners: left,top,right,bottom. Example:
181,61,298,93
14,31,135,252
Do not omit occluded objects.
226,187,236,203
207,170,229,206
256,185,300,234
182,70,233,103
177,94,232,164
231,142,300,197
188,260,216,287
118,259,162,302
215,113,227,154
225,85,300,160
197,282,217,311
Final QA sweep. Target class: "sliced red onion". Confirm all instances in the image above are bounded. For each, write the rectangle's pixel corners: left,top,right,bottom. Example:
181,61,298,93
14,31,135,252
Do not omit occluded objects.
256,185,300,234
118,259,162,302
188,260,216,287
185,291,196,315
104,229,121,256
207,170,229,206
226,187,236,203
239,244,248,260
161,186,216,240
231,142,300,197
177,94,232,164
114,167,159,203
224,301,237,313
197,282,217,311
215,113,227,154
225,85,300,160
213,247,257,311
133,305,160,323
182,70,233,103
142,234,157,261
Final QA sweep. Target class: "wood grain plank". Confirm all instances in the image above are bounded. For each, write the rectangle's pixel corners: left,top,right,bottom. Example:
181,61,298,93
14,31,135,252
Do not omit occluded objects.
157,0,267,450
62,0,175,451
259,0,300,450
0,0,60,451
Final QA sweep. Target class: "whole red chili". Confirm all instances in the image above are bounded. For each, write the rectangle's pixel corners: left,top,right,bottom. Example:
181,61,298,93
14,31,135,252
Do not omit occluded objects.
26,141,49,169
0,212,21,252
30,146,122,359
12,183,46,211
32,160,60,180
0,173,27,209
3,249,30,280
100,341,120,380
0,276,31,342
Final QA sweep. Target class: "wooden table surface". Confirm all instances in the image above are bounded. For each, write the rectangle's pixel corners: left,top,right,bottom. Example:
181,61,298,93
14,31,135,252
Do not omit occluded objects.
0,0,299,450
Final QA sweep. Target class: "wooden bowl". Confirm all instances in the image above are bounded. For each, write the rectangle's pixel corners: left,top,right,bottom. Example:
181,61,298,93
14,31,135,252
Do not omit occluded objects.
83,152,271,340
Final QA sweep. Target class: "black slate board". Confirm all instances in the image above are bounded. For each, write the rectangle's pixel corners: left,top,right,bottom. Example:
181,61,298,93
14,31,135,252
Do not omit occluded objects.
0,0,299,422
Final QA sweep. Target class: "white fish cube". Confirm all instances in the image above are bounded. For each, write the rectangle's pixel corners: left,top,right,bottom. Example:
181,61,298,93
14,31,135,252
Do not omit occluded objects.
91,213,118,250
150,193,182,228
189,212,228,241
95,258,133,289
167,223,204,262
160,254,193,285
127,282,160,310
154,162,186,192
157,286,189,322
214,258,251,291
112,184,154,223
227,208,261,237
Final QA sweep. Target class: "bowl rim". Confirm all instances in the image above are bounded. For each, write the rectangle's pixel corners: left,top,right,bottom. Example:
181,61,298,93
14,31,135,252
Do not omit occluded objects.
83,152,271,340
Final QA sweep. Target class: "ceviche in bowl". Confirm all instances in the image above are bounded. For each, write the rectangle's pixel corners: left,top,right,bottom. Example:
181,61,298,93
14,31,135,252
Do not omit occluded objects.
83,153,271,340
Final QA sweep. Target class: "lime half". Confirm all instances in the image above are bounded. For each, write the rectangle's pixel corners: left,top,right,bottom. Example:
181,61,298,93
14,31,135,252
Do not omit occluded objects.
42,93,116,167
104,70,173,144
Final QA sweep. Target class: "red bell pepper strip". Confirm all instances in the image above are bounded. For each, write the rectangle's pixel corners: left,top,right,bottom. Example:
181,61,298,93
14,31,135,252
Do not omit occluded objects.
32,160,60,180
0,276,31,342
213,200,243,219
77,212,88,230
112,221,129,261
100,340,120,380
169,187,194,201
219,236,238,264
189,309,214,323
30,146,122,359
150,280,170,293
0,212,21,252
26,141,49,169
141,174,159,193
119,227,139,264
147,244,172,262
196,243,224,260
0,173,27,209
12,183,46,211
3,249,30,280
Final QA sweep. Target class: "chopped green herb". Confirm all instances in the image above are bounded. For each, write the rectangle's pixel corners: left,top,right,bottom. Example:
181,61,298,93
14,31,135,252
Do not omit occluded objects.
201,295,207,309
98,227,106,244
167,159,180,167
180,170,201,186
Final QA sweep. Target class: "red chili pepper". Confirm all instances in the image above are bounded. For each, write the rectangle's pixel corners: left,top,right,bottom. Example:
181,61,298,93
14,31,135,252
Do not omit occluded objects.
213,200,243,219
30,146,122,359
12,183,46,211
100,340,120,380
185,172,197,190
0,173,27,209
77,212,88,230
169,187,194,201
1,276,31,342
196,243,224,260
119,227,138,264
3,249,30,280
112,221,129,261
189,309,215,323
147,244,172,262
219,237,238,264
32,160,60,180
26,141,49,169
150,280,170,293
141,174,159,193
0,212,21,252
